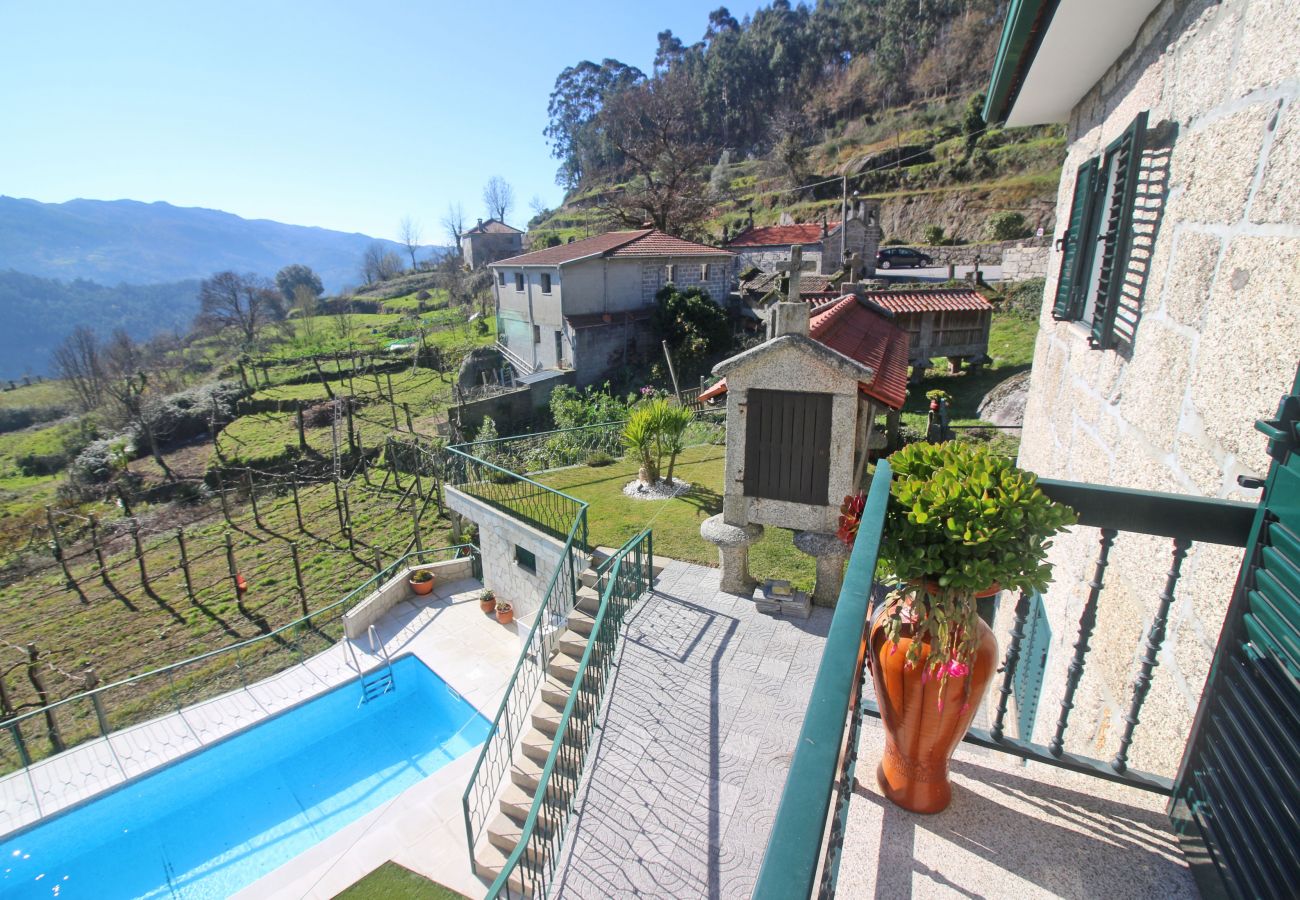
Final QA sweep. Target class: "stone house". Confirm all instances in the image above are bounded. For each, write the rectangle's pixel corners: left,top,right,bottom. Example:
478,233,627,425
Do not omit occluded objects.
725,200,884,278
488,229,733,387
984,0,1300,778
461,218,524,269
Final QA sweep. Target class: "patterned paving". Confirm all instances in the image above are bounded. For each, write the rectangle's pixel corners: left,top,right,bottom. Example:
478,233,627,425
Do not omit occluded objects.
551,559,833,900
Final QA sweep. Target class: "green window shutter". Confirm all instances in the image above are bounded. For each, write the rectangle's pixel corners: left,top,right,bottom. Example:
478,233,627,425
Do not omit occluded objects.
1089,111,1148,349
1052,157,1100,320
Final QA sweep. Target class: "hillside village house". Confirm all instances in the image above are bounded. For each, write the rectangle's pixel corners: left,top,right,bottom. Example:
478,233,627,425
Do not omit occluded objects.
725,199,884,277
461,218,524,269
488,229,733,387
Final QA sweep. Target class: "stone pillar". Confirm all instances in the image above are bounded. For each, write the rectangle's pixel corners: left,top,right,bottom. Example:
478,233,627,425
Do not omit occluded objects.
700,515,764,594
793,531,851,606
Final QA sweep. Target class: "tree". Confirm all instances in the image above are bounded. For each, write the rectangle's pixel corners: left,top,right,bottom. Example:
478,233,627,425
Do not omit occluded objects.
291,284,320,345
442,203,466,254
598,72,715,235
399,215,422,269
987,211,1028,241
482,176,515,222
96,330,175,482
964,92,987,156
652,284,730,379
52,326,106,412
274,264,323,304
196,272,286,345
360,242,402,284
544,58,645,189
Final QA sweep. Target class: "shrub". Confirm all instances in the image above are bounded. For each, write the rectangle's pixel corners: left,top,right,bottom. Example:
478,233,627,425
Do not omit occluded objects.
1001,277,1047,321
142,381,243,444
68,436,132,486
986,211,1029,241
302,397,356,428
923,225,945,245
585,450,614,467
549,384,628,430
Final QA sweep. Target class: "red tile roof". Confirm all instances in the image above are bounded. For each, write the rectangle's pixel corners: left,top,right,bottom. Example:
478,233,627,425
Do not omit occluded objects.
867,288,993,315
726,223,839,248
810,296,911,410
700,294,911,410
493,229,729,267
466,218,523,235
607,230,733,258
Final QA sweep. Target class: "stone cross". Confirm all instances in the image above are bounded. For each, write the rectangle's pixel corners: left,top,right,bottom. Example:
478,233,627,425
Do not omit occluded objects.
845,251,862,280
776,243,804,300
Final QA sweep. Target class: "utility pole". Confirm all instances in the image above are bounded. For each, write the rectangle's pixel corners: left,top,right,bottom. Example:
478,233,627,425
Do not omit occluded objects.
839,175,849,267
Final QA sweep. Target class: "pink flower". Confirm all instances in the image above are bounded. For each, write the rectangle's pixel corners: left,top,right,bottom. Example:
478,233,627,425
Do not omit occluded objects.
945,660,970,678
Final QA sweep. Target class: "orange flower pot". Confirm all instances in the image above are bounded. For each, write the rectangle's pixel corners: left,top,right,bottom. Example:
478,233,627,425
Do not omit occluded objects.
868,601,999,814
479,596,496,613
409,573,435,595
495,607,514,625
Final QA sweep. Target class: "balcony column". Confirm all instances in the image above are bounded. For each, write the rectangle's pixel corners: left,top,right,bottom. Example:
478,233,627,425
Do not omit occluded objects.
793,530,850,606
700,515,763,594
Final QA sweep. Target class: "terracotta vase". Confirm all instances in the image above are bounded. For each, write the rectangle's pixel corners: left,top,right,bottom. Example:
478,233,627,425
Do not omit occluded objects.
479,596,495,613
495,606,514,625
409,574,435,596
868,601,999,814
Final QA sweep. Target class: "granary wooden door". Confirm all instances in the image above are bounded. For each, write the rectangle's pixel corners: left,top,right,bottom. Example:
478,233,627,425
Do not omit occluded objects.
743,388,833,506
1169,364,1300,899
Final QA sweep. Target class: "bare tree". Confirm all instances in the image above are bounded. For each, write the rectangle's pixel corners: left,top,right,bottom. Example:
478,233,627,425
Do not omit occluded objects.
52,326,106,412
529,194,548,219
360,242,402,284
399,215,422,269
482,176,515,222
291,284,320,345
98,330,175,482
442,202,466,253
195,272,286,345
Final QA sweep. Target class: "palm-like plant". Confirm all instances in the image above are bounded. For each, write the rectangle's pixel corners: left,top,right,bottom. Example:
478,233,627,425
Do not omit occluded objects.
660,403,693,485
623,405,661,485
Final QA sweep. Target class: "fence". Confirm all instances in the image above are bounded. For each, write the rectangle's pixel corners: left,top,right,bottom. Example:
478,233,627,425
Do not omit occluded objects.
753,469,1258,899
487,529,655,898
0,544,476,788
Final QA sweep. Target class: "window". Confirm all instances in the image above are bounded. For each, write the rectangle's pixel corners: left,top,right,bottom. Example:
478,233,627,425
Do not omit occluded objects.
533,324,542,343
541,273,552,294
665,264,676,283
514,545,536,573
554,330,564,365
515,273,525,292
497,270,506,286
743,388,833,505
703,263,713,281
1052,111,1147,350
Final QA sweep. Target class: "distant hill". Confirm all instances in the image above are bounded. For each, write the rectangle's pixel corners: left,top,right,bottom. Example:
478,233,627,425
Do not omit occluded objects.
0,197,431,292
0,271,200,379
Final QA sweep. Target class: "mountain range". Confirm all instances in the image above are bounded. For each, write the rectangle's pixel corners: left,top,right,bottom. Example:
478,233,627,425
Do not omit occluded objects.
0,197,421,292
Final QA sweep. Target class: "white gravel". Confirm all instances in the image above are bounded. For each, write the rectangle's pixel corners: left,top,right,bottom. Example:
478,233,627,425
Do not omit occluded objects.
622,478,692,500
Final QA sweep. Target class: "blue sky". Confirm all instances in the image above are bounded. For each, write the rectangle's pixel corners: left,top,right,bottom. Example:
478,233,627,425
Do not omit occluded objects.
1,0,765,243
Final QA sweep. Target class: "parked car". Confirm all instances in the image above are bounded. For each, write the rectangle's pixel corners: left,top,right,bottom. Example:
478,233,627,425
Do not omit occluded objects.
876,247,934,269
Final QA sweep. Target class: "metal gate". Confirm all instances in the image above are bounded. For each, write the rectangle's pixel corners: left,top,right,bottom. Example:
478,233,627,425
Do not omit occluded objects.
1169,364,1300,899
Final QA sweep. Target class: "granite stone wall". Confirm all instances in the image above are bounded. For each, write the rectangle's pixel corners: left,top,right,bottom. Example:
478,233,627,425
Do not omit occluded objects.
1011,0,1300,778
1000,242,1052,280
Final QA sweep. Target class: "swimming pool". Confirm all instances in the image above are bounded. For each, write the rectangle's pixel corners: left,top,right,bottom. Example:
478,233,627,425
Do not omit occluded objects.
0,655,488,899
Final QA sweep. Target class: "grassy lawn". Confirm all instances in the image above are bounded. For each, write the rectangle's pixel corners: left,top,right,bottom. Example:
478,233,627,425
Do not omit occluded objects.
334,863,466,900
534,444,816,592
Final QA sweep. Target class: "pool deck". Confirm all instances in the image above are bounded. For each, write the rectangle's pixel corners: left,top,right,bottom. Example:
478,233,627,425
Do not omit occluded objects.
550,559,833,899
0,576,520,899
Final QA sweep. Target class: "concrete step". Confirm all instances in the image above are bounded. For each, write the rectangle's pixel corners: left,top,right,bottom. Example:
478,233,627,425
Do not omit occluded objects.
486,810,553,861
558,628,589,658
532,697,592,739
520,727,556,766
578,567,603,589
511,750,571,793
575,585,601,615
565,607,596,637
548,650,583,684
472,839,531,895
499,778,564,828
540,674,573,708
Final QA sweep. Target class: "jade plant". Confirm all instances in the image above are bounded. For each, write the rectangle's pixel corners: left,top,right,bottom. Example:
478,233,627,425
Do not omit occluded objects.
845,441,1077,693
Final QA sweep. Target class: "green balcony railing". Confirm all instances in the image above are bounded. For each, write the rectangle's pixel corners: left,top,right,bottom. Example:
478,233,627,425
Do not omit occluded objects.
486,528,655,899
754,467,1258,900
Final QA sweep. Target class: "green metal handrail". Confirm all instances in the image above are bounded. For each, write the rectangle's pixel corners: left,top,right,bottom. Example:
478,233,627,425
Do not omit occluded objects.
752,462,891,900
1,544,476,776
486,528,654,899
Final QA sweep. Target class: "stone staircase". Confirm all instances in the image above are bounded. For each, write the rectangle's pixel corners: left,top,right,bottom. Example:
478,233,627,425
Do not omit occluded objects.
472,547,663,892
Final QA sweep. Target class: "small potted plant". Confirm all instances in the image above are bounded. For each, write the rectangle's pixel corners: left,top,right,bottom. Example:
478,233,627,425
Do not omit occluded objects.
848,441,1076,814
494,597,514,625
408,569,435,596
478,589,496,613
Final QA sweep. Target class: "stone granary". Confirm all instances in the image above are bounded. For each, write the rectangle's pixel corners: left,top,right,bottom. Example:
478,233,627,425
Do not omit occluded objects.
460,218,523,269
870,287,993,379
725,199,884,278
699,246,909,606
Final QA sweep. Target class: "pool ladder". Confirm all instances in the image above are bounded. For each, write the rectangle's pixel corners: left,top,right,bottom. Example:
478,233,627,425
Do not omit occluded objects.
348,624,396,704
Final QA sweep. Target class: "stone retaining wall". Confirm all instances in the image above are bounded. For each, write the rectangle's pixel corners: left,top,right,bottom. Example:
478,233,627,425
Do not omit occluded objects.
342,557,475,639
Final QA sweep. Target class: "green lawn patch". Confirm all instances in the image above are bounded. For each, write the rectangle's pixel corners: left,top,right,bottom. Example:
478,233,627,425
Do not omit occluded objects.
533,444,816,591
334,863,466,900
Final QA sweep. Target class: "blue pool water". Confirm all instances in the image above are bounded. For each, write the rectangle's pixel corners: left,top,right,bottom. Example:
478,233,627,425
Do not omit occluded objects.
0,655,488,899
